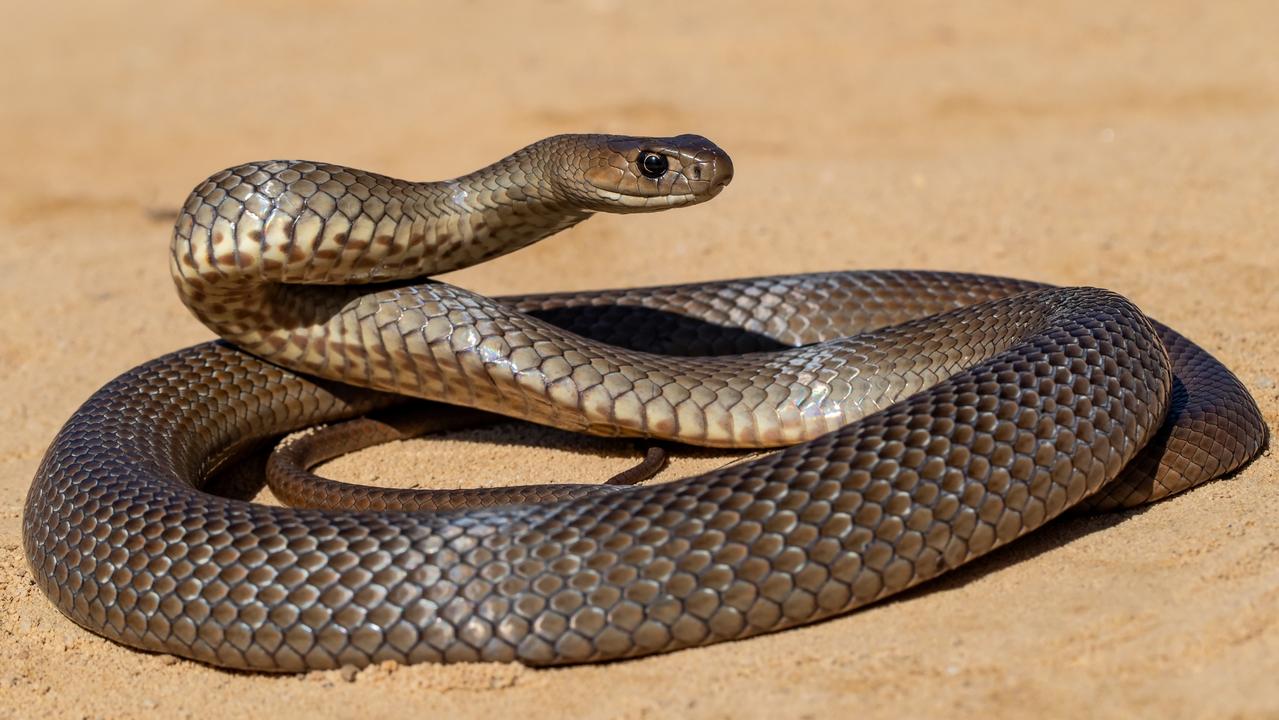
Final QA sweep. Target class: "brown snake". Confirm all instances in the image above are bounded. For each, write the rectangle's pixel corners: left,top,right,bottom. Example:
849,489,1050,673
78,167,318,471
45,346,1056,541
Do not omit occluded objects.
23,134,1266,671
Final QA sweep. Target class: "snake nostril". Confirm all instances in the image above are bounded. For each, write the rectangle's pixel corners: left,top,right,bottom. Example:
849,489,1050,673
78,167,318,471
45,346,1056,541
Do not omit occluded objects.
692,166,702,180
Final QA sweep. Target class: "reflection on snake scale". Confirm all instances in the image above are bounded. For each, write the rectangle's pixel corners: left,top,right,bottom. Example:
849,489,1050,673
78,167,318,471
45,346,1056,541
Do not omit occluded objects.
23,134,1266,671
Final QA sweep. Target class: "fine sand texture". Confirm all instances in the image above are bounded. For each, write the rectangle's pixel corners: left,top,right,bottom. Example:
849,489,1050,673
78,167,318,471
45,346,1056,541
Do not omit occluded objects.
2,2,1276,718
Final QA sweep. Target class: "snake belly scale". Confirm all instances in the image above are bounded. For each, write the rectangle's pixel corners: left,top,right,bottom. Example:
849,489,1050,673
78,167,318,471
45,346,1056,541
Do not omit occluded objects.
23,134,1266,671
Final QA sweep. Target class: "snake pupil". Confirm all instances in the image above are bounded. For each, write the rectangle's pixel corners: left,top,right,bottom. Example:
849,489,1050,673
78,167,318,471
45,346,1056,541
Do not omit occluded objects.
639,152,669,179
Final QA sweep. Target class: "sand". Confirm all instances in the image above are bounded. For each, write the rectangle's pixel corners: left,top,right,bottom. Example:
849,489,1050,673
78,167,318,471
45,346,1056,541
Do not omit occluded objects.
1,2,1277,718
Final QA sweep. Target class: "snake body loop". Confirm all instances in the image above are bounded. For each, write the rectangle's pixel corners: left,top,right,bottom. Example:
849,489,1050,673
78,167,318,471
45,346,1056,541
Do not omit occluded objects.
24,135,1266,671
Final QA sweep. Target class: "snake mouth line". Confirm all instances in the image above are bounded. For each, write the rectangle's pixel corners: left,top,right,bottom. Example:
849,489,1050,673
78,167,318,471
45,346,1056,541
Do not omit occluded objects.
601,190,702,208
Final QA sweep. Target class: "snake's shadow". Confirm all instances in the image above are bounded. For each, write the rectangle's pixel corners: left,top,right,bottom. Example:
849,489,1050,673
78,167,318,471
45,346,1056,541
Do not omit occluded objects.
879,454,1260,614
888,512,1127,603
522,304,797,355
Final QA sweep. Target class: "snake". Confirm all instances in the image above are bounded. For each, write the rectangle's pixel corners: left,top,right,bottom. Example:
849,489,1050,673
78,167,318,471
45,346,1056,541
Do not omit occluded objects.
23,134,1266,672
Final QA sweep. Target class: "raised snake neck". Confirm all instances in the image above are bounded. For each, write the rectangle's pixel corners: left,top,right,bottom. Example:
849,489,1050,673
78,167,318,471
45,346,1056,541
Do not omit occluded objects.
24,134,1266,670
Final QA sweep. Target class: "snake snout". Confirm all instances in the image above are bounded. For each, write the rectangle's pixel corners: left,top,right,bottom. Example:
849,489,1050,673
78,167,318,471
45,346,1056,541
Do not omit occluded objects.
705,150,733,195
666,134,733,195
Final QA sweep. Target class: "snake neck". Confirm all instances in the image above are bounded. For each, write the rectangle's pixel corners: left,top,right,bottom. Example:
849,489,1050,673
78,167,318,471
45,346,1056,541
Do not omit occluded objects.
170,154,591,348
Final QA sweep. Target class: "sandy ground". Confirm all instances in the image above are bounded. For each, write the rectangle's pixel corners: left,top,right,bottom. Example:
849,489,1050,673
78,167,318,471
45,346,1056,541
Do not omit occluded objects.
2,2,1277,718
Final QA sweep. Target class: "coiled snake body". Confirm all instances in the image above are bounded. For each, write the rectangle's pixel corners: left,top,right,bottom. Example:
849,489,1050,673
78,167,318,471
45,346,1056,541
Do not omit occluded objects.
23,135,1266,671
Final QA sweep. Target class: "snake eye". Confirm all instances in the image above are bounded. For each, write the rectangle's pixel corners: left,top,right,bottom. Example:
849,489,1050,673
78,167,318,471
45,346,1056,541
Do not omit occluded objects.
638,152,669,179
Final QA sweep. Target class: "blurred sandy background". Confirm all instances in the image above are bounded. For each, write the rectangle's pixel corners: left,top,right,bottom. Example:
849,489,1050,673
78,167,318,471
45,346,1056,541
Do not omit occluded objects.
1,2,1277,718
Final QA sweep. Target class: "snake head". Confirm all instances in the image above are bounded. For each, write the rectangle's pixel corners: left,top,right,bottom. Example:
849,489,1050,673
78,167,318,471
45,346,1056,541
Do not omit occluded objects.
541,134,734,212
